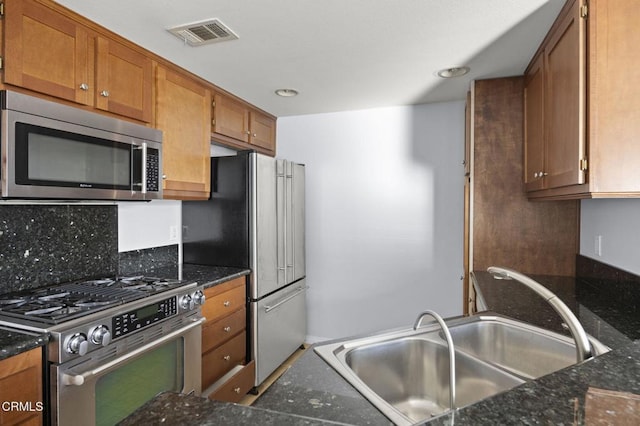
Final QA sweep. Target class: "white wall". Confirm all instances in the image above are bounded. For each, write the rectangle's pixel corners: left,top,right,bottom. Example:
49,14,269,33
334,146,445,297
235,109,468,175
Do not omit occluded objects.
277,102,465,342
580,199,640,275
117,200,182,253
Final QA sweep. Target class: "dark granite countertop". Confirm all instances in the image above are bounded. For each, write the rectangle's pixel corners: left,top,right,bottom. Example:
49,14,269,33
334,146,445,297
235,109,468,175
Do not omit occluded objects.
471,270,640,349
118,390,346,426
122,264,640,425
144,263,250,290
180,264,250,290
0,325,48,361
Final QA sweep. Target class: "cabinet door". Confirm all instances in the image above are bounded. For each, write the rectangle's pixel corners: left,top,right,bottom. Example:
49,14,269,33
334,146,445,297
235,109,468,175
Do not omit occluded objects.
213,93,250,142
156,66,211,199
0,348,43,426
544,0,586,189
95,37,152,122
4,0,92,105
524,53,546,192
249,111,276,152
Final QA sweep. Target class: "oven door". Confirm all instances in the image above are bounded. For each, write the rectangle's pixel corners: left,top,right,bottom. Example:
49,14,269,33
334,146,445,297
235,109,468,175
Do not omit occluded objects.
52,317,203,426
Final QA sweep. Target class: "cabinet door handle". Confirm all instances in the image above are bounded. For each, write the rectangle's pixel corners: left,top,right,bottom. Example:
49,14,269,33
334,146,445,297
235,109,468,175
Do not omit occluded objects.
223,355,231,361
79,83,89,91
223,301,231,307
234,387,241,394
100,90,110,97
223,326,231,333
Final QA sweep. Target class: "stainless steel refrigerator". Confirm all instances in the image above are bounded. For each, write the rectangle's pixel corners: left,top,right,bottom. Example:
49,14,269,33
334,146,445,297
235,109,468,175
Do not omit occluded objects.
182,150,306,387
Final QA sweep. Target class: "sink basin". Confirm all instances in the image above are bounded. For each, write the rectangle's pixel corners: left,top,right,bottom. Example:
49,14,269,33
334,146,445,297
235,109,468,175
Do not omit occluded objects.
447,318,576,380
314,313,610,425
345,337,523,422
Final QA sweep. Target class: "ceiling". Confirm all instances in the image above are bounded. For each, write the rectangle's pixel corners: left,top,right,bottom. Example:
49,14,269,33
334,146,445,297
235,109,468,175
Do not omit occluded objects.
55,0,565,117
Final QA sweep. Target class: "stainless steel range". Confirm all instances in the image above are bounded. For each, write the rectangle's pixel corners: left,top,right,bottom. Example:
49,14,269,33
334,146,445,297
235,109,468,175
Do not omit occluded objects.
0,276,205,426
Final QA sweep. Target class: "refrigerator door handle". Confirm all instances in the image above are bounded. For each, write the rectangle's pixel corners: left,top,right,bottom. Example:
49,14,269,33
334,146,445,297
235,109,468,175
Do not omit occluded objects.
285,162,294,277
264,286,307,313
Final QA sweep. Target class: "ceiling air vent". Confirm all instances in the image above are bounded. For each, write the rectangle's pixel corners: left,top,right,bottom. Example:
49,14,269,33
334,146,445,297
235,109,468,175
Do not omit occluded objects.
168,19,238,46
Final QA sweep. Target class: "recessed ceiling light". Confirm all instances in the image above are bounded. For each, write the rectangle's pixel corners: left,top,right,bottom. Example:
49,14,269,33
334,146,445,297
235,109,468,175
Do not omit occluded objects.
275,89,299,97
436,67,470,78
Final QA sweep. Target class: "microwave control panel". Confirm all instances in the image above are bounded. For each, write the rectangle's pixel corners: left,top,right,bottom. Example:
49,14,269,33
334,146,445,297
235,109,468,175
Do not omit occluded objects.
146,148,160,192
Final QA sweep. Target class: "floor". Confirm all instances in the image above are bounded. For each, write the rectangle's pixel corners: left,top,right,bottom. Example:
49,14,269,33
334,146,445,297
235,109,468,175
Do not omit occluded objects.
238,344,309,406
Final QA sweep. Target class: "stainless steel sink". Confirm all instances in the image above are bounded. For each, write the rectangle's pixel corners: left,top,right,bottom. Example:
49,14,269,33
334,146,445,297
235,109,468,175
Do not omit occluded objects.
345,337,523,422
314,313,610,425
446,317,576,380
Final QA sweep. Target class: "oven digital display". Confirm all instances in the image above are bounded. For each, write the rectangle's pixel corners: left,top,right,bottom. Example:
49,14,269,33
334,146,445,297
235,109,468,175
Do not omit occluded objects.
112,296,178,339
136,304,159,321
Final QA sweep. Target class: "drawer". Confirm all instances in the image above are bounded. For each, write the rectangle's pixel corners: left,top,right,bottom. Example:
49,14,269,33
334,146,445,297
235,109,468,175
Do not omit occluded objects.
202,278,246,322
208,360,256,403
202,331,246,390
202,307,246,354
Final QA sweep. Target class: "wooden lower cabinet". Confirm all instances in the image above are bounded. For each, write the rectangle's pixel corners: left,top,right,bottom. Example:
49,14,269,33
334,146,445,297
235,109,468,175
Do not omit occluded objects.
201,276,254,401
208,360,256,403
0,348,43,426
202,332,246,389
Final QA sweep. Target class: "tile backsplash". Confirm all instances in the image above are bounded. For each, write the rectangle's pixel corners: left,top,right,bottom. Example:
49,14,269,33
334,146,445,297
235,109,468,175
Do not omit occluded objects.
0,204,118,293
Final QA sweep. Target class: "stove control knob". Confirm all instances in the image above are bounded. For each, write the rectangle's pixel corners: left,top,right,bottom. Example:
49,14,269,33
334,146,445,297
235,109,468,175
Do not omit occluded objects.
90,325,112,347
180,294,194,310
193,290,206,306
67,333,89,356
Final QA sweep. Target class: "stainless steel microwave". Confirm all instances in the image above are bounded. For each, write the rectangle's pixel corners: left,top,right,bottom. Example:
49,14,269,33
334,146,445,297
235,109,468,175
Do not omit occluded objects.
0,90,162,201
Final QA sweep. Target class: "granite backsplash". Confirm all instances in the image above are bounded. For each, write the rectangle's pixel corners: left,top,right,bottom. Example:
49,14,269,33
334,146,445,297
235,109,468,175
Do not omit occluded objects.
0,204,180,295
0,204,118,293
118,244,179,276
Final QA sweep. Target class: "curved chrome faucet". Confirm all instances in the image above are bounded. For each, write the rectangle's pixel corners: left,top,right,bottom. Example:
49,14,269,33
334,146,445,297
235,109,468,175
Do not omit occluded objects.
414,310,456,411
487,266,592,363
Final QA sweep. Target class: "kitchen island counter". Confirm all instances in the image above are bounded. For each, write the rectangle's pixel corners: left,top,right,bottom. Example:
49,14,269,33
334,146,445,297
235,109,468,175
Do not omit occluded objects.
118,389,347,426
120,337,640,425
123,257,640,424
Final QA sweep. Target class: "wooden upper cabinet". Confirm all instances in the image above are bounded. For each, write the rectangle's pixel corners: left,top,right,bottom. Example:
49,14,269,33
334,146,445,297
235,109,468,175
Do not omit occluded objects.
524,0,585,194
212,91,277,155
526,0,640,199
213,93,250,142
543,0,586,189
94,37,152,122
249,110,276,152
523,53,545,192
155,66,211,200
3,0,152,123
4,0,93,105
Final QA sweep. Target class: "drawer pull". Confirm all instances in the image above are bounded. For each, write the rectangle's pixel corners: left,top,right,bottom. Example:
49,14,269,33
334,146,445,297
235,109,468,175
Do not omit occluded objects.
223,301,231,307
234,387,241,394
223,326,231,333
223,355,231,361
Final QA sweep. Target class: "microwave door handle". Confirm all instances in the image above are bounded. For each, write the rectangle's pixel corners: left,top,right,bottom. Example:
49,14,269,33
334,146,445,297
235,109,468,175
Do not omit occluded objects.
61,317,204,386
140,142,147,195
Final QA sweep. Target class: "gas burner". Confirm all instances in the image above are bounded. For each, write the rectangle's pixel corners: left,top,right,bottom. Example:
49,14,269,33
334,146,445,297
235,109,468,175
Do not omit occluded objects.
75,300,114,308
0,298,26,305
0,275,193,325
84,279,116,286
38,292,71,301
25,305,64,316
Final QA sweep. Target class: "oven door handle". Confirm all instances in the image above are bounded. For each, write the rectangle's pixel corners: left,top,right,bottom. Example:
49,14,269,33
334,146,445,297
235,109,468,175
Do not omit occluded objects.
62,317,205,387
